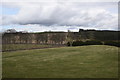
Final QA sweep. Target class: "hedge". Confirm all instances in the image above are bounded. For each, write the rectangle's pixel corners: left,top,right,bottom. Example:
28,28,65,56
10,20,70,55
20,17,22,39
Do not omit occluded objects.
67,40,103,46
72,41,84,46
104,41,120,47
67,40,120,47
84,40,103,45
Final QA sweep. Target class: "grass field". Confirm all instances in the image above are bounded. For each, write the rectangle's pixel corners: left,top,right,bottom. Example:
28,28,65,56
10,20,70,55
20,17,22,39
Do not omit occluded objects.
2,44,54,51
2,45,118,78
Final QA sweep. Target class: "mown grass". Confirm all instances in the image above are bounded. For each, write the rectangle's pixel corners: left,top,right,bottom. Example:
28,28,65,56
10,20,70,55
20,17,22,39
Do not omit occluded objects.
2,45,118,78
2,44,53,51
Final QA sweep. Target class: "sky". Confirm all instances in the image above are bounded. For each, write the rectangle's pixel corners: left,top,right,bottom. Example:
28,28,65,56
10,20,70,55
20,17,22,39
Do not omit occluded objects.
0,0,119,32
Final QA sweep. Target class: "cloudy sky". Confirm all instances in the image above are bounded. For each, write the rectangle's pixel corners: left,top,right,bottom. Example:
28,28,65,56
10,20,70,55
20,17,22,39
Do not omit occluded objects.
0,0,119,32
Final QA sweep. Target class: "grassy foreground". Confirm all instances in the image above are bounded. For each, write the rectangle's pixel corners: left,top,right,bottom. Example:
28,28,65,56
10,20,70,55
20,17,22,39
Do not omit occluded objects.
2,45,118,78
2,44,53,51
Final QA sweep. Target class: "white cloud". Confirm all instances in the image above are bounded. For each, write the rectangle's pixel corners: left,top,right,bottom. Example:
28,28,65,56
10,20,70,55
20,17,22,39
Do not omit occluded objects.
1,0,119,2
1,1,118,31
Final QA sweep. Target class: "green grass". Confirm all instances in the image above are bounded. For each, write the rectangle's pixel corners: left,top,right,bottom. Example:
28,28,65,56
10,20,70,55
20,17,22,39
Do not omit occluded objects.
2,45,118,78
2,44,53,51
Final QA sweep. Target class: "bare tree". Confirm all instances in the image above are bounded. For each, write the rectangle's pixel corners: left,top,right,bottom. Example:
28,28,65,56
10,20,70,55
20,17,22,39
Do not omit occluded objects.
67,30,74,46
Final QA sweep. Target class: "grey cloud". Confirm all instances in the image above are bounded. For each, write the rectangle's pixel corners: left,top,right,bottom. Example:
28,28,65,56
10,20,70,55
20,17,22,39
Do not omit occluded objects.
1,2,118,30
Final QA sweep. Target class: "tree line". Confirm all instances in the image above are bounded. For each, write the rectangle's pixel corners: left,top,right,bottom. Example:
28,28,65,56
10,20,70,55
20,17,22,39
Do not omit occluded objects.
2,29,120,47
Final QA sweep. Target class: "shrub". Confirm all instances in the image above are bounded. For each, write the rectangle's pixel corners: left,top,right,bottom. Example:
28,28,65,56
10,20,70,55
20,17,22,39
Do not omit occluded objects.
84,40,103,45
104,41,120,47
67,42,70,46
72,41,84,46
70,40,103,46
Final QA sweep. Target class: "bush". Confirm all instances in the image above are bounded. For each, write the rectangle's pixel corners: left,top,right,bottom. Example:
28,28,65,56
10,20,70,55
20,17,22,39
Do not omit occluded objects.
104,41,120,47
70,40,103,46
84,40,103,45
67,40,120,47
67,42,71,46
72,41,84,46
